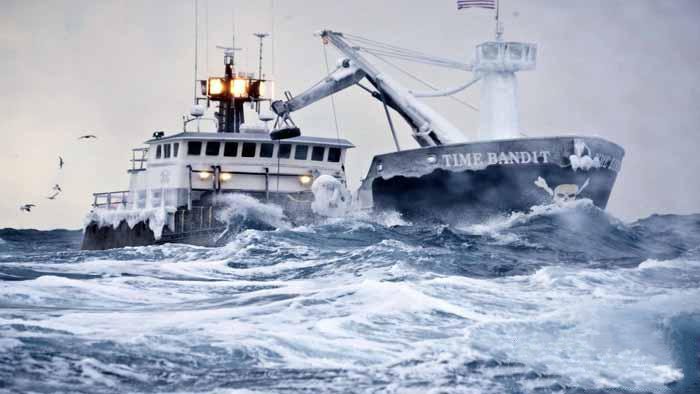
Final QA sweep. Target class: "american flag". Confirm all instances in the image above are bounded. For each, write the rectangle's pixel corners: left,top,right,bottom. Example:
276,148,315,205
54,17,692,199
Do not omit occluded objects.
457,0,496,10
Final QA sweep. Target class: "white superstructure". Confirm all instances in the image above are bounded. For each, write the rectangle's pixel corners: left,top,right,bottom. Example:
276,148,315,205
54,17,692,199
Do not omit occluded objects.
95,130,352,213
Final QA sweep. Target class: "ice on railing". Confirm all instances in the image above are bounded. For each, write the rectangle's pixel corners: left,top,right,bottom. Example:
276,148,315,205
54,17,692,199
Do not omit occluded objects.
570,139,602,171
84,206,174,239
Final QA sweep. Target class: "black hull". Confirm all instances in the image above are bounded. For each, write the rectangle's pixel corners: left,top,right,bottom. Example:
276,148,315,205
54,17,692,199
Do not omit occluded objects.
359,136,625,223
81,221,224,251
82,221,158,250
372,164,618,222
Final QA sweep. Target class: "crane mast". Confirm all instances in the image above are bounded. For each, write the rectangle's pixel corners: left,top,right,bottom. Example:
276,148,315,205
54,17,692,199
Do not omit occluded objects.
271,30,468,147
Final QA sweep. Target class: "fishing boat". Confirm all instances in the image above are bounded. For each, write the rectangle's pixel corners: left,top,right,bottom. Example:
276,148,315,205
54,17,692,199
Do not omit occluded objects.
81,41,353,250
270,28,624,223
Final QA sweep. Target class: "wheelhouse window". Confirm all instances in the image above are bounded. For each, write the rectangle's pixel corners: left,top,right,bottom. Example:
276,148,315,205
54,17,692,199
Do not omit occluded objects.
155,145,162,159
188,141,202,156
277,143,291,159
294,144,309,160
311,146,325,161
242,142,256,157
328,147,341,163
173,143,179,157
163,144,171,158
260,143,274,158
205,141,221,156
224,142,238,157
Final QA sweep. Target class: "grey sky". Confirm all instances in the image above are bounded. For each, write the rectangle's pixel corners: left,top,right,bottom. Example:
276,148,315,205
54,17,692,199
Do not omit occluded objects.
1,0,699,229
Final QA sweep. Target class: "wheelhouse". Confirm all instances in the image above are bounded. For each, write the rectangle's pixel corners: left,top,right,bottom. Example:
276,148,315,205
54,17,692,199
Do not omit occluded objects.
118,131,353,211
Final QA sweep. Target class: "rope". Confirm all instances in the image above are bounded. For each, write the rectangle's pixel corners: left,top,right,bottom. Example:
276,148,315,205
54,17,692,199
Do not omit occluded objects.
323,44,342,142
367,52,479,112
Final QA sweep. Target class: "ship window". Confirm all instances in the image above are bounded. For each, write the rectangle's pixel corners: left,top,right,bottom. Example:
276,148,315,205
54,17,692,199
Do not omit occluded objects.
155,145,162,159
163,144,171,158
328,147,341,163
311,146,325,161
173,143,179,157
277,143,291,159
188,141,202,155
242,142,256,157
294,144,309,160
224,142,238,157
260,143,274,158
206,141,221,156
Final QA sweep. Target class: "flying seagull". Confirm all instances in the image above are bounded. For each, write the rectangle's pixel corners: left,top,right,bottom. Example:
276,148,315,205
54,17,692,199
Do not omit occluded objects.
78,134,97,140
20,204,36,212
59,156,64,169
52,184,62,192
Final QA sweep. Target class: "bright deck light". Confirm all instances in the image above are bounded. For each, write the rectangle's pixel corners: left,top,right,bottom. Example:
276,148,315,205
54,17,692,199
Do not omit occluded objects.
208,78,225,96
219,173,232,182
299,175,313,186
231,78,249,98
198,171,212,180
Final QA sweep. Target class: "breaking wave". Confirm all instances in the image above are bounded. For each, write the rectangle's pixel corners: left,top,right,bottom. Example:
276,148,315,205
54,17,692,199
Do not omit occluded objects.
0,204,699,393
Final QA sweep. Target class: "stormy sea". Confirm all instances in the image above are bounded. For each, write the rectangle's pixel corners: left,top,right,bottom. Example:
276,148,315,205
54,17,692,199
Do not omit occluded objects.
1,200,699,394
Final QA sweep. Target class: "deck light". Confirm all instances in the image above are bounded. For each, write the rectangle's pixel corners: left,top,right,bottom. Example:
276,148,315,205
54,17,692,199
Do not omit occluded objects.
198,171,212,180
219,173,232,182
248,80,268,99
208,78,225,96
231,78,249,98
299,175,313,186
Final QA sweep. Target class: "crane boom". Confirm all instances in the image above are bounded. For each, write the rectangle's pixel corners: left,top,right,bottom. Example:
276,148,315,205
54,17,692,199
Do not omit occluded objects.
271,30,469,147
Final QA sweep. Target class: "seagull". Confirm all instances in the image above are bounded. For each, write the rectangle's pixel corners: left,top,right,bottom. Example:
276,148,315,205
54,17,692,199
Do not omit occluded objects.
52,184,62,192
78,134,97,140
59,156,64,169
20,204,36,212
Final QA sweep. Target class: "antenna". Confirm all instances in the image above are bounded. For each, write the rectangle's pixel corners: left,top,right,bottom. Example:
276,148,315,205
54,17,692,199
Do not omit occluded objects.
216,45,241,66
495,0,503,40
254,33,269,79
193,0,199,104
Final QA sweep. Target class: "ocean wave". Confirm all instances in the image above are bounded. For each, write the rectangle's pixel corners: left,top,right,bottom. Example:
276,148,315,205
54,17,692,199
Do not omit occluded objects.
1,209,699,392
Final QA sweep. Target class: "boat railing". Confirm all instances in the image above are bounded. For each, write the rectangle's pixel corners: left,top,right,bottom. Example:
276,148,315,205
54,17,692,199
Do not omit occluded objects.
92,191,129,209
129,148,148,172
173,205,218,234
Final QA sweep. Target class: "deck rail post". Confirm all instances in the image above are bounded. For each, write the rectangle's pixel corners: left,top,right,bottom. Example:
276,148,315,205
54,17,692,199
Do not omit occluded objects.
264,167,270,201
186,165,193,210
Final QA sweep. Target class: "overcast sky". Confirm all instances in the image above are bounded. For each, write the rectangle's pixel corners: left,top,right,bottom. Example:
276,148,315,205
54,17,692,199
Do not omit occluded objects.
2,0,699,229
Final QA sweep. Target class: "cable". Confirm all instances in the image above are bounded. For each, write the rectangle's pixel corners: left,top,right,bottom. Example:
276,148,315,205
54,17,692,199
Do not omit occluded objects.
323,44,341,142
343,34,472,71
367,52,479,112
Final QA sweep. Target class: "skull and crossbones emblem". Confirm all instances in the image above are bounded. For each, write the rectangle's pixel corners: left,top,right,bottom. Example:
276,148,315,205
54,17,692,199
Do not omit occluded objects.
534,176,590,204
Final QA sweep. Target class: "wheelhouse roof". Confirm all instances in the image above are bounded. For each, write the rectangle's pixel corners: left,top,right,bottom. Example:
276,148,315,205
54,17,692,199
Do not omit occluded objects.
146,132,354,148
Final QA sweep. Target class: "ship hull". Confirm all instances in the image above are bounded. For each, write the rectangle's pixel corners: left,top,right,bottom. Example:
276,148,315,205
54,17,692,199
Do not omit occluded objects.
81,191,315,251
357,136,624,223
